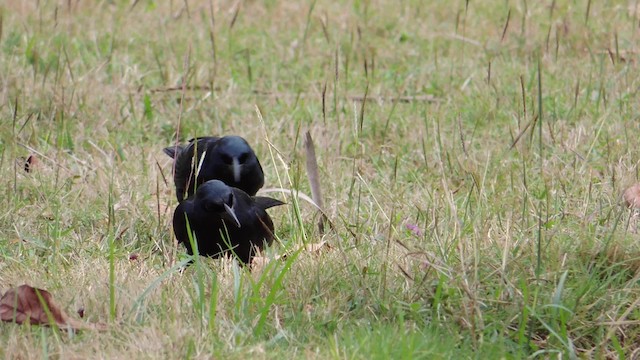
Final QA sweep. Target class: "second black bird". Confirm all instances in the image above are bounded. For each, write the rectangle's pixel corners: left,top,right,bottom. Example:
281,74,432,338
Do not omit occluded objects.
172,179,284,264
164,135,265,201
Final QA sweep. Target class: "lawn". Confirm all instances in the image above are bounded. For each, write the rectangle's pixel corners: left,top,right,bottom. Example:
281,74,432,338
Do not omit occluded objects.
2,0,640,358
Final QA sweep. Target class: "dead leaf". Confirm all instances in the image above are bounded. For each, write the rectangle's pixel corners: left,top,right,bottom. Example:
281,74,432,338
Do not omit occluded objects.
251,254,283,270
251,256,271,270
0,284,107,331
629,3,640,18
305,131,327,233
623,183,640,209
304,240,330,253
251,241,330,269
24,154,38,173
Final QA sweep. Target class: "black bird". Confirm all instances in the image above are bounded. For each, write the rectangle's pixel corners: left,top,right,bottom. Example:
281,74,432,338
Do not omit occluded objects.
163,135,265,201
172,179,284,264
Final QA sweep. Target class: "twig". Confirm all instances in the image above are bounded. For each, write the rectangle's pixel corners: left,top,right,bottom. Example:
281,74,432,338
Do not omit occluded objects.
148,85,214,93
144,86,440,103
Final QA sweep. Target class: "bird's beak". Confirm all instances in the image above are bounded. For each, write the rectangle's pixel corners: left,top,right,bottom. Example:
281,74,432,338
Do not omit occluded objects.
232,157,242,182
223,203,241,228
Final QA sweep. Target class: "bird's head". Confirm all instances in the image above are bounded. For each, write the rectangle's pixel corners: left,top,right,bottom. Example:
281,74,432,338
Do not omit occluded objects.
195,180,241,227
211,136,258,183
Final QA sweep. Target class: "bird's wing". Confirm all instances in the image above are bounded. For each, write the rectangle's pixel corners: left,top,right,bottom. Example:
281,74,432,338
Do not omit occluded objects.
163,136,220,159
173,202,197,255
163,144,185,159
174,139,214,200
187,136,221,144
253,196,286,210
172,203,188,243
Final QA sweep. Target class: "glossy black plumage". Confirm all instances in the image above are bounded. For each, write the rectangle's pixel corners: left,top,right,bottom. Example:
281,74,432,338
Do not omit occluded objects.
172,180,284,264
164,136,265,202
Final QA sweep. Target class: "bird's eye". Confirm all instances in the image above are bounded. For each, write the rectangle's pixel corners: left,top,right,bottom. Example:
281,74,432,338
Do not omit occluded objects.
238,152,249,164
221,154,233,164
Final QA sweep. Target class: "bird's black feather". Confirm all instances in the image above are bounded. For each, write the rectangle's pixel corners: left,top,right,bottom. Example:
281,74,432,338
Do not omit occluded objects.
172,180,284,264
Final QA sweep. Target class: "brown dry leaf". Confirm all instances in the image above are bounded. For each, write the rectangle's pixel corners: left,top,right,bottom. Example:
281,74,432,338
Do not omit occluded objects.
251,254,284,270
251,256,271,270
304,131,327,233
304,240,330,253
629,3,640,18
0,284,107,331
24,154,39,173
623,183,640,209
251,241,330,270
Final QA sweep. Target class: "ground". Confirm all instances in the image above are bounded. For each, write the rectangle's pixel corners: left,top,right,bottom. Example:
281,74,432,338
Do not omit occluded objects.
2,0,640,358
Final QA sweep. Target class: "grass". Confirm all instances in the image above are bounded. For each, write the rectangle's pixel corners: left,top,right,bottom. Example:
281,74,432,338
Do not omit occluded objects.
2,0,640,358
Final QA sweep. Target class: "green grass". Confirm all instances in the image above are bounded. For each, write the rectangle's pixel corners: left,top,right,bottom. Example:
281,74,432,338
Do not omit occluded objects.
2,0,640,358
